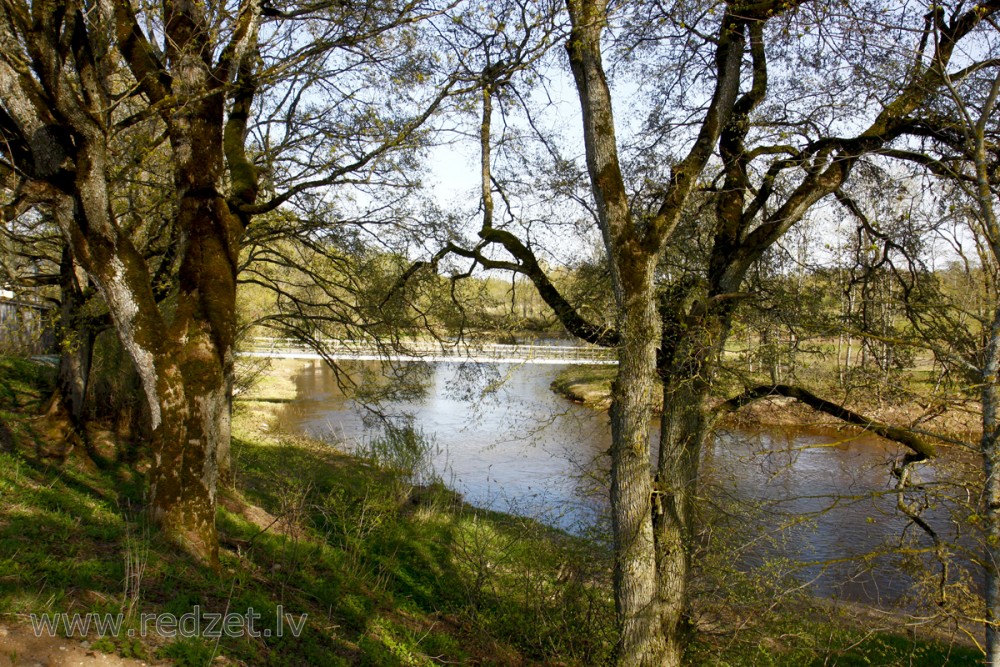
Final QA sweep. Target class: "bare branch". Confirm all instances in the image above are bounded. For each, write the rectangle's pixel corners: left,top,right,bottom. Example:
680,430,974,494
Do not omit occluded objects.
714,384,937,459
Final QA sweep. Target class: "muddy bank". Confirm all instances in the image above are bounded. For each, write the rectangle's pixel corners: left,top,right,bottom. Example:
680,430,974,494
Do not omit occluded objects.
551,366,981,443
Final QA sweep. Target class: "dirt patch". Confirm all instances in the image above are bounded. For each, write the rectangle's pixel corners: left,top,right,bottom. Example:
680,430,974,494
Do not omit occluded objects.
0,623,167,667
217,490,298,539
724,396,981,442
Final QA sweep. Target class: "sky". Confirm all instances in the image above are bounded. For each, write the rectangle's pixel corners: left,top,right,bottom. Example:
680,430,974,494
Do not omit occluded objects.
417,55,613,270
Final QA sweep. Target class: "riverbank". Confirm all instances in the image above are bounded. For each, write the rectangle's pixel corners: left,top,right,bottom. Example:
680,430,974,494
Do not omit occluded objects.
1,357,615,665
551,365,982,440
0,356,985,665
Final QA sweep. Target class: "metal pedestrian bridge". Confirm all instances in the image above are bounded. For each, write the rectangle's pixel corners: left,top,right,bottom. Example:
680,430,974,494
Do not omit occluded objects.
242,338,617,365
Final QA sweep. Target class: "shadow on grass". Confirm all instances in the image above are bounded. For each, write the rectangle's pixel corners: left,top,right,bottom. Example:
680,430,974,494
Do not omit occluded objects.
229,435,615,665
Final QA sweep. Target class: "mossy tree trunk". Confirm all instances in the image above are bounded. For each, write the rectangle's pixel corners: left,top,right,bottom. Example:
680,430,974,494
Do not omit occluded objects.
143,87,244,564
0,0,261,566
982,308,1000,665
0,0,447,566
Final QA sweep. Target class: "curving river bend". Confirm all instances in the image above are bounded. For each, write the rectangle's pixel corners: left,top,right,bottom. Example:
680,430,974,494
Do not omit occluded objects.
276,359,970,604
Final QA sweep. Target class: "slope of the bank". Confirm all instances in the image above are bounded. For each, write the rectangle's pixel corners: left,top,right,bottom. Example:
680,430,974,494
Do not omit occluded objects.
0,356,985,665
0,357,614,666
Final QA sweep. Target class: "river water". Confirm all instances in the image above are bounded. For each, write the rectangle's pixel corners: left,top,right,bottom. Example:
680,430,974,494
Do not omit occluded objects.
276,359,969,604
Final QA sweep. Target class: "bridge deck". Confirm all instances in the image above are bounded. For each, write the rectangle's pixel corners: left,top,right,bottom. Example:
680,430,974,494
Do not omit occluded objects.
242,338,618,365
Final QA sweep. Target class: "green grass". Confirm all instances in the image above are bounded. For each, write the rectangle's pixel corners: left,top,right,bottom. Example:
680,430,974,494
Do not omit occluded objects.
0,356,986,665
227,418,615,665
0,356,54,406
0,357,614,665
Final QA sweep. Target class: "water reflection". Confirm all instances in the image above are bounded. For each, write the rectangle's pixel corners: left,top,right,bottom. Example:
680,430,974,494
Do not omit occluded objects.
276,359,968,604
278,360,612,530
709,428,950,601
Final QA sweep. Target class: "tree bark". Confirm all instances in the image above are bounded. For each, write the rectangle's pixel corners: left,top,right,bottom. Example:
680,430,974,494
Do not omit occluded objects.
565,2,669,662
653,286,734,660
139,70,242,562
984,308,1000,665
608,255,666,666
10,1,249,565
563,1,747,662
51,170,234,566
653,378,707,665
55,246,94,427
148,358,227,566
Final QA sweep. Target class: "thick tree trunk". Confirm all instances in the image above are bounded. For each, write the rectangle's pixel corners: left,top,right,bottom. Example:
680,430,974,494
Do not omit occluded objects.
608,256,667,666
561,5,670,660
0,0,259,569
561,2,749,662
75,205,233,566
143,193,237,566
145,88,241,564
148,354,227,568
57,104,238,567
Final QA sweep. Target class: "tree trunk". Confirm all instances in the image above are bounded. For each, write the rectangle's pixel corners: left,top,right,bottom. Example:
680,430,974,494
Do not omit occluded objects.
140,188,237,568
608,255,667,666
651,296,727,665
148,355,227,568
144,85,241,563
654,379,708,666
55,246,94,426
561,1,749,661
56,101,238,567
0,0,261,568
982,305,1000,665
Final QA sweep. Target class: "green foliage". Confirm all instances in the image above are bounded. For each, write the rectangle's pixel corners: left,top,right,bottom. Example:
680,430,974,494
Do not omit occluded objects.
358,422,437,486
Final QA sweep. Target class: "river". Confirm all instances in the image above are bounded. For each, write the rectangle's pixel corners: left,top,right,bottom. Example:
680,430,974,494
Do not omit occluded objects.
276,358,969,604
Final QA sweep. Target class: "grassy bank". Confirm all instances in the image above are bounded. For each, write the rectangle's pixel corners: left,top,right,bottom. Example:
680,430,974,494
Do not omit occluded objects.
0,358,614,665
0,356,985,665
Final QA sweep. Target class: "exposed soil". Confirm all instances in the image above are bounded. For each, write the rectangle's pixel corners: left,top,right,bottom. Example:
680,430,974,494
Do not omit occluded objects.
725,395,981,441
553,375,982,443
0,623,167,667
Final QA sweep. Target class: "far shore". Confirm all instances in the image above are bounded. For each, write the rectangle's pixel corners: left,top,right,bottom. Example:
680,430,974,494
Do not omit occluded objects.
550,365,982,443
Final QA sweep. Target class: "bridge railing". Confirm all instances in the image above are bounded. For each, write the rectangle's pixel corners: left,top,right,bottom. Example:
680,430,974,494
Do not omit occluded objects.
245,337,617,363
